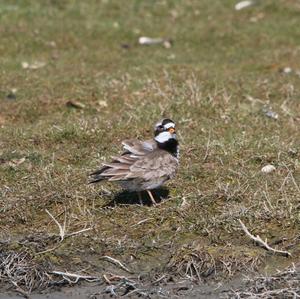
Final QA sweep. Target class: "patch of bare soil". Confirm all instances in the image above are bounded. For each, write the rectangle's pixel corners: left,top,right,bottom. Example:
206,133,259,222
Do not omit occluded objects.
0,248,299,298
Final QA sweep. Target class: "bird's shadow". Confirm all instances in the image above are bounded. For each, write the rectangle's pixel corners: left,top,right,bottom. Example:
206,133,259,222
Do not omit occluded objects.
103,188,170,207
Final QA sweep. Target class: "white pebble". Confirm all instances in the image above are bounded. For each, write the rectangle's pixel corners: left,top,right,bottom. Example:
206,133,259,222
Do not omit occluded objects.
235,0,254,11
283,67,292,74
261,165,276,173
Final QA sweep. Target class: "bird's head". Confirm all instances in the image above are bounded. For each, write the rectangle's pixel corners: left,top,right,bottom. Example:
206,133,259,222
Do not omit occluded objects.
154,118,177,144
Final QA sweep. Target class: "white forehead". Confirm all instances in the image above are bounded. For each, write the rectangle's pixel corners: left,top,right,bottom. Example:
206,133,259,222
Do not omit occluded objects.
163,122,175,129
155,120,175,129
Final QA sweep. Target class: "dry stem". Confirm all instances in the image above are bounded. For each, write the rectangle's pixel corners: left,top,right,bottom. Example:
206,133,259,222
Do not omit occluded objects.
100,256,133,274
238,219,291,257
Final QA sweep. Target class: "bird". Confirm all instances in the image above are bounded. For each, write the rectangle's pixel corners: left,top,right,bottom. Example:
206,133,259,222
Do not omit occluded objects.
89,118,179,205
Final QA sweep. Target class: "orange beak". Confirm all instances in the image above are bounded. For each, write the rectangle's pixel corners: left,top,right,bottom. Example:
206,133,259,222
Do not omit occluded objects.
168,127,176,134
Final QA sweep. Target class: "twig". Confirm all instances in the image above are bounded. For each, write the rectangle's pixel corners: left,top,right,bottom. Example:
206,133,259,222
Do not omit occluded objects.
66,227,93,237
229,263,299,298
11,281,30,299
152,274,167,284
100,256,133,273
203,130,211,162
45,209,92,242
45,209,66,241
131,218,153,227
103,274,112,284
50,270,100,283
36,244,61,255
288,171,300,193
238,219,291,257
103,273,134,284
280,163,300,193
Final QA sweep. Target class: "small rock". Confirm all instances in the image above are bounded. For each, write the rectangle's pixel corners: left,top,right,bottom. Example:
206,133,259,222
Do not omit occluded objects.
66,100,85,109
138,36,172,48
139,36,159,45
263,107,278,120
98,100,108,108
280,67,292,74
235,0,254,11
8,157,26,168
261,164,276,173
22,61,46,70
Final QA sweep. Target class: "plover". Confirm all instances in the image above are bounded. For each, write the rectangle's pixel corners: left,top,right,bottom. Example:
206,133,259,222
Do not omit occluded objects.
89,119,179,205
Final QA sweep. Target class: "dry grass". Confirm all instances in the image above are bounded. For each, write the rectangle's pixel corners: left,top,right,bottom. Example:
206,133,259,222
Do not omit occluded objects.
168,244,262,282
1,0,300,297
227,263,300,298
0,251,55,297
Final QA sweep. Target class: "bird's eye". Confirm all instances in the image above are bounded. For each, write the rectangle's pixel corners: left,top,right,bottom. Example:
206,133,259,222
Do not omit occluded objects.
157,125,164,131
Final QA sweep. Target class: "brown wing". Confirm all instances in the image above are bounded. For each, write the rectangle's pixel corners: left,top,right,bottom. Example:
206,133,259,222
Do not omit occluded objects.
89,153,136,183
121,139,156,155
88,139,156,183
127,150,178,182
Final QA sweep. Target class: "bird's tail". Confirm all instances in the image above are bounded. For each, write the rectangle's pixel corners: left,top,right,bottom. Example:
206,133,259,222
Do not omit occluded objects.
88,166,110,184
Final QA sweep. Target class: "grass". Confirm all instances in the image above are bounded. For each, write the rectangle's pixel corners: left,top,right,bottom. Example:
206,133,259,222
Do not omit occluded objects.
0,0,300,297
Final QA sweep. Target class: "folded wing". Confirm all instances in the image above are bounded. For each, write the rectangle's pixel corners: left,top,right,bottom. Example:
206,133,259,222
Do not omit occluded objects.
127,150,178,182
89,139,156,183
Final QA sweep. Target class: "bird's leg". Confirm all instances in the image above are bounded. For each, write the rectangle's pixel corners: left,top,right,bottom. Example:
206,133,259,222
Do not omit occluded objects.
137,191,143,205
146,190,157,206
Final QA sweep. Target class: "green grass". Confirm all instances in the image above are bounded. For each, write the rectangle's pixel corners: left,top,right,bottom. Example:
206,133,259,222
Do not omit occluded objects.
0,0,300,295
